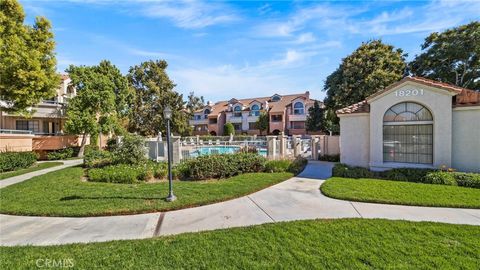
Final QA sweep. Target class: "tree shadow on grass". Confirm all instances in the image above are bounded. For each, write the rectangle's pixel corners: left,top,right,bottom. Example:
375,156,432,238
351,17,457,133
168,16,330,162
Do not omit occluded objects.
60,195,166,201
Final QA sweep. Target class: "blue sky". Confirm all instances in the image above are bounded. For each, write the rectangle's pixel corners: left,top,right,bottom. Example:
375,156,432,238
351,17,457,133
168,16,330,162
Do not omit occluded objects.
20,0,480,102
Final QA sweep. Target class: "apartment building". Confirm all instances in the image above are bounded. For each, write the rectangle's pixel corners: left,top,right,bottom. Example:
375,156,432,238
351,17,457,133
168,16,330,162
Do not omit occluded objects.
0,75,89,154
189,91,321,136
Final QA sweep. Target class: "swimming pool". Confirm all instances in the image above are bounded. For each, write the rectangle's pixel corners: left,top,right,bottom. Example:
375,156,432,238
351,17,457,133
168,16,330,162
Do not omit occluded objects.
189,146,267,157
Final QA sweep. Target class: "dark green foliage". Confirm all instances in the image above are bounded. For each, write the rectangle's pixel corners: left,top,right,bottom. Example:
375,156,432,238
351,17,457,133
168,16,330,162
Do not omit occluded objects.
83,149,113,168
332,164,375,179
256,112,269,135
46,147,76,160
318,154,340,162
180,153,266,180
287,157,308,175
424,171,457,186
306,100,324,132
454,173,480,188
223,123,235,135
0,152,38,172
88,164,143,184
380,168,434,183
409,22,480,90
112,134,147,165
264,159,291,173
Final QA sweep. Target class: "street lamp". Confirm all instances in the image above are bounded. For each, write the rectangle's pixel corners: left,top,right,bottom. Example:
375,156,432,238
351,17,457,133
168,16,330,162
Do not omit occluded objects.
164,106,176,202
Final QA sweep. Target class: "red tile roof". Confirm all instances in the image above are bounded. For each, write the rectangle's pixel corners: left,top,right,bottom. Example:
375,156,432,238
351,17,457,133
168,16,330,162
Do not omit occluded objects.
337,76,479,115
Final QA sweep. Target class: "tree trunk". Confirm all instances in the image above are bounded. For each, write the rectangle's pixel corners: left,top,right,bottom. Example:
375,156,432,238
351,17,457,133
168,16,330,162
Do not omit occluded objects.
77,133,88,158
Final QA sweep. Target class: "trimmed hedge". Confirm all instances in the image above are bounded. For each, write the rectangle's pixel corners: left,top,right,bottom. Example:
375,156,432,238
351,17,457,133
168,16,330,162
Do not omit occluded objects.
84,149,113,168
47,147,76,160
0,152,38,172
88,164,145,184
318,154,340,162
265,160,291,173
332,163,480,189
178,153,266,180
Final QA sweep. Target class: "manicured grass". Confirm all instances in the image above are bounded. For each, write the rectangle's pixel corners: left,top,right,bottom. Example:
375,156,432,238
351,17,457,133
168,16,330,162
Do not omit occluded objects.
321,177,480,208
1,219,479,269
0,162,63,180
0,167,292,217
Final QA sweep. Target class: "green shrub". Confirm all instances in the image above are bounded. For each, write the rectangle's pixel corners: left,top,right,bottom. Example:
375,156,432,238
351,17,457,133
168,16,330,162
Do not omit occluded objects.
318,154,340,162
453,173,480,188
0,151,38,172
265,160,291,173
179,153,266,180
84,149,113,168
88,164,148,184
424,171,457,186
112,134,147,165
332,164,375,179
288,157,308,175
223,123,235,136
381,168,435,183
47,147,75,160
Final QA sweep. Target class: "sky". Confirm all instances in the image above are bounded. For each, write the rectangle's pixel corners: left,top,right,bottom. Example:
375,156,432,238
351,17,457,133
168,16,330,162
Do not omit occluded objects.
19,0,480,102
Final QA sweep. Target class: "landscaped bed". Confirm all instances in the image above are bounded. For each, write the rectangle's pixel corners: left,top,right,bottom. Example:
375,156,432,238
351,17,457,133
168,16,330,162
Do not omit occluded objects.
0,162,63,180
0,167,293,216
1,219,479,269
321,177,480,208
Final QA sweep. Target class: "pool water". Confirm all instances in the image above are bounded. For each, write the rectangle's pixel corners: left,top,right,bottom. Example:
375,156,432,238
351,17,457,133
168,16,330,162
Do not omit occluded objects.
190,146,267,157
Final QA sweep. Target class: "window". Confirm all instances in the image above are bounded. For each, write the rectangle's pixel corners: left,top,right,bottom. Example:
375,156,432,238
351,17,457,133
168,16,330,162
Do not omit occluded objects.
271,115,282,122
293,102,304,115
291,121,305,129
209,118,217,124
203,109,211,119
16,120,39,133
233,123,242,131
193,115,201,120
249,122,257,130
250,104,260,116
271,95,281,102
383,102,433,164
233,105,242,117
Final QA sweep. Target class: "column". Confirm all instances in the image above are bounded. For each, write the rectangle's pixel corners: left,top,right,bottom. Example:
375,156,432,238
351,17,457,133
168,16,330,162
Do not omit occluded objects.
266,136,277,160
293,135,301,157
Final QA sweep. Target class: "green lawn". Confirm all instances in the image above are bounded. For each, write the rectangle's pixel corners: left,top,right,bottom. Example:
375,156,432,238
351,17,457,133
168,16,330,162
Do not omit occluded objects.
0,162,63,180
321,177,480,208
0,167,292,217
1,219,479,269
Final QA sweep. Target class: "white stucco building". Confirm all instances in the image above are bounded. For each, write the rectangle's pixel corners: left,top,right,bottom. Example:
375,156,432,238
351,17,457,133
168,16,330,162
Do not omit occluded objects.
337,77,480,173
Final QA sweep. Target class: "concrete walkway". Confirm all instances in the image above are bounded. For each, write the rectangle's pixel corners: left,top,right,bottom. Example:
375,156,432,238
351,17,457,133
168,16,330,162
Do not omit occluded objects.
0,159,83,188
1,161,479,246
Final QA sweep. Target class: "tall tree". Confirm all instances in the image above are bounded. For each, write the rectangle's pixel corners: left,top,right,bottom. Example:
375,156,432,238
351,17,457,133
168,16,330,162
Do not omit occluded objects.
186,91,205,113
256,112,269,135
128,60,189,136
0,0,60,114
323,40,406,129
306,101,324,132
64,61,121,157
409,22,480,90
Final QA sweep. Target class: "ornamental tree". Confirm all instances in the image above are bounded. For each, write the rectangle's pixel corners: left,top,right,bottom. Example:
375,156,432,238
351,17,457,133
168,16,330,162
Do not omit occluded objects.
256,112,269,135
0,0,60,114
409,22,480,90
306,101,324,132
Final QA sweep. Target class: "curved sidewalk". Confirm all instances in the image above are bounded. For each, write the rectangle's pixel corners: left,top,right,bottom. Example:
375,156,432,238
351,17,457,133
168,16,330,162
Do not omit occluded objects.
1,161,479,246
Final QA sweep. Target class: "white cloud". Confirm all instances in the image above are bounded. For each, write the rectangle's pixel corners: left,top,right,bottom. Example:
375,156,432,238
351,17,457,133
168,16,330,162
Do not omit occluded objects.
295,32,316,44
141,0,239,29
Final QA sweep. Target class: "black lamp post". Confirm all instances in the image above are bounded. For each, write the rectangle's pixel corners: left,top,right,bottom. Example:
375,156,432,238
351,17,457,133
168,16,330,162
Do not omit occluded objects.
164,106,176,202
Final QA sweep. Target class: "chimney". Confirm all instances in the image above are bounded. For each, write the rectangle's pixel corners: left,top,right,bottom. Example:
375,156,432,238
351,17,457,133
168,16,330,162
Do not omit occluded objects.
207,101,213,106
305,91,310,99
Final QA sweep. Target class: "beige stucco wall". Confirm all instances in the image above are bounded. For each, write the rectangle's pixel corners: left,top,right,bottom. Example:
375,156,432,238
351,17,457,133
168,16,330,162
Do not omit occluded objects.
339,114,370,167
0,134,33,152
368,82,454,170
452,107,480,172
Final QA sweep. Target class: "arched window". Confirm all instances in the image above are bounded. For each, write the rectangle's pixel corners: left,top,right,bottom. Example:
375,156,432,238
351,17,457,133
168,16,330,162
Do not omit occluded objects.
251,104,260,116
203,109,210,119
293,102,304,115
234,106,241,111
271,95,281,102
383,102,433,164
233,105,242,117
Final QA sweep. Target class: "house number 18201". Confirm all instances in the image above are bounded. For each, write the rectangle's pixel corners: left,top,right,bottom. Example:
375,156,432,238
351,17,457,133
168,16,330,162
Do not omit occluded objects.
395,89,424,97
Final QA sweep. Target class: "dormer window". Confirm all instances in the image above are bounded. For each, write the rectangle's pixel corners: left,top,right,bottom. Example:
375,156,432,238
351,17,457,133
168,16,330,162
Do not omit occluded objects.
251,104,260,116
233,105,242,117
293,102,304,115
204,108,211,119
271,94,281,102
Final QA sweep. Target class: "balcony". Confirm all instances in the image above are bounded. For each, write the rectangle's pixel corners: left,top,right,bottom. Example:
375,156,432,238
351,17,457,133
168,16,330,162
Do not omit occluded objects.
247,115,259,122
189,118,208,125
227,116,243,123
288,114,306,121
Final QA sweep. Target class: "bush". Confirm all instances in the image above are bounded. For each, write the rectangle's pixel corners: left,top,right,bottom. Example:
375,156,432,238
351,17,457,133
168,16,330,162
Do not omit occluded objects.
332,164,375,179
88,164,149,184
239,145,258,154
265,160,291,173
380,168,435,183
47,147,75,160
223,123,235,136
112,134,147,165
424,171,457,186
454,173,480,188
179,153,266,180
84,149,113,168
288,157,308,175
318,154,340,162
0,152,38,172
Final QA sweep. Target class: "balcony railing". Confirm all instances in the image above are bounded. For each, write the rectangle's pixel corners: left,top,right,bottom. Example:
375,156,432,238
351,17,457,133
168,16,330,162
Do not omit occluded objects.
288,114,307,121
0,129,33,135
189,118,208,125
